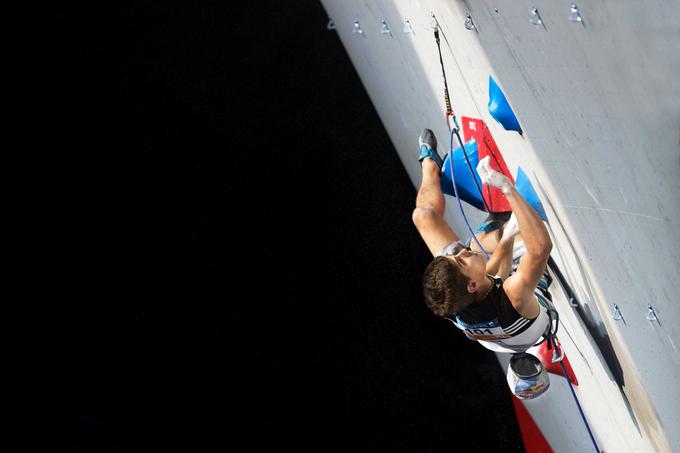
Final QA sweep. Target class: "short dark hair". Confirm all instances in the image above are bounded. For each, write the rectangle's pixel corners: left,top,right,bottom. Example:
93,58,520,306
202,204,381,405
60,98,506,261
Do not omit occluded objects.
422,256,473,317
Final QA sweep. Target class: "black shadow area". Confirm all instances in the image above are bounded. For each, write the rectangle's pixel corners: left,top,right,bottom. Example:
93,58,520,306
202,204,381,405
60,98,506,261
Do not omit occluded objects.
8,1,523,451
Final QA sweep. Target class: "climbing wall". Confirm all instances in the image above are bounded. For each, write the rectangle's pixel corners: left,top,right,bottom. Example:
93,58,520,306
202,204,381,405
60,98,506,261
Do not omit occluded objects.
320,0,680,451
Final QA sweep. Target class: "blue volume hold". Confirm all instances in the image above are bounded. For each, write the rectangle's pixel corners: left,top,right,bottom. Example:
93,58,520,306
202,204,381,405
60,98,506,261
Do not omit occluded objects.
440,139,486,211
488,75,523,134
514,167,547,221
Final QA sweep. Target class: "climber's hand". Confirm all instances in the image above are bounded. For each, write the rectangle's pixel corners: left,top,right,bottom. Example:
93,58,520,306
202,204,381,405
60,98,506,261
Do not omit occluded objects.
501,213,520,242
476,156,513,194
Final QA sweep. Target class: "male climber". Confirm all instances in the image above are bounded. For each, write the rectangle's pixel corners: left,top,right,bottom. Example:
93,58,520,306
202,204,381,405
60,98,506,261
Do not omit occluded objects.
411,128,552,353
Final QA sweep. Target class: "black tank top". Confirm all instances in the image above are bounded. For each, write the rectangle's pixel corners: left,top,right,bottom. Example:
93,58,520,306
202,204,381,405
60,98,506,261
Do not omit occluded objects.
451,275,536,341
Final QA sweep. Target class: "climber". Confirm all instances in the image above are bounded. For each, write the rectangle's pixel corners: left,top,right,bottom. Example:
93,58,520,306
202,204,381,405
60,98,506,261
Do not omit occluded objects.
412,128,552,354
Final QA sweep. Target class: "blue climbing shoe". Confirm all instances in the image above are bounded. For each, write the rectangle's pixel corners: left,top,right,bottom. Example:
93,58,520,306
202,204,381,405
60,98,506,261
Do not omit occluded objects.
475,211,512,234
418,128,444,169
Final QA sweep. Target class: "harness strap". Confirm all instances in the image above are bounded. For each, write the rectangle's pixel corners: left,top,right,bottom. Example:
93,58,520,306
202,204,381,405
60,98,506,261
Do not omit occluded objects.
532,290,560,350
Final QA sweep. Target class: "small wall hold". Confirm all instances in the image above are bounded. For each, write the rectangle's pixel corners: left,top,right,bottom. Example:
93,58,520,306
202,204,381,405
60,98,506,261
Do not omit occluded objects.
646,304,658,321
380,20,391,36
326,18,336,30
403,19,414,34
569,4,582,23
464,14,475,30
529,8,543,25
612,304,623,321
352,20,363,35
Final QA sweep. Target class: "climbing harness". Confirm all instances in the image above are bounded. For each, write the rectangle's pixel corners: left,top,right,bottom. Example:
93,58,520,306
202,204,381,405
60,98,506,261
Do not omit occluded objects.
533,293,561,353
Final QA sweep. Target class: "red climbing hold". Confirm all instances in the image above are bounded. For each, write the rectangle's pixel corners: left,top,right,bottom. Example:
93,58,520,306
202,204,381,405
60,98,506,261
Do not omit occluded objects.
461,117,513,213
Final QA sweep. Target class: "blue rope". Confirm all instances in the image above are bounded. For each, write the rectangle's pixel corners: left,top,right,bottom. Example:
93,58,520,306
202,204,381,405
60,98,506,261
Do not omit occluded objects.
448,127,489,258
559,360,600,452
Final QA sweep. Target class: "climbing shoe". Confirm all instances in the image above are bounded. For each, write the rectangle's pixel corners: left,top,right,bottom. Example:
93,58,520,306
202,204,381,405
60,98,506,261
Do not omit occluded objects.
418,128,444,170
475,211,512,234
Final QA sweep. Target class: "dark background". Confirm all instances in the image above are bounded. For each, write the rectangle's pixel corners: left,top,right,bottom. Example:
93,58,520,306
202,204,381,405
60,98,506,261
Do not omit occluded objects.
9,1,522,450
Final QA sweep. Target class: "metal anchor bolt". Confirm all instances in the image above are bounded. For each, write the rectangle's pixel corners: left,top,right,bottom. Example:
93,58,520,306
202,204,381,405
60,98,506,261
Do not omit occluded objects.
646,305,657,321
380,20,391,36
430,13,439,30
464,14,475,30
569,4,582,23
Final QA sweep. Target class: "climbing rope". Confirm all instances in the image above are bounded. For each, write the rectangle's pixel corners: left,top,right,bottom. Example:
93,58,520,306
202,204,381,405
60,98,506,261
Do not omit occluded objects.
561,359,601,452
537,298,600,451
547,333,600,452
448,127,489,258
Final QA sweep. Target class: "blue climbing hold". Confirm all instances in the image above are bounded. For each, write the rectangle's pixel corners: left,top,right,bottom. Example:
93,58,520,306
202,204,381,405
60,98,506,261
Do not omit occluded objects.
440,139,486,211
488,75,523,134
514,167,547,221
